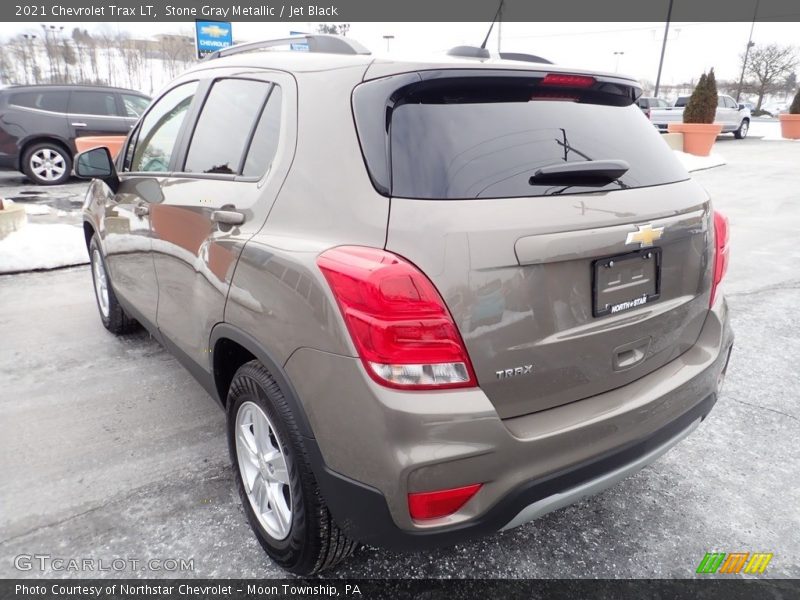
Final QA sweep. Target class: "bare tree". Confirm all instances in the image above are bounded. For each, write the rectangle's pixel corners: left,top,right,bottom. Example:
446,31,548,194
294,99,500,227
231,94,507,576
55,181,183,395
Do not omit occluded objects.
742,43,799,110
0,41,14,84
96,28,118,86
316,24,351,36
119,33,148,90
158,34,194,79
59,38,77,83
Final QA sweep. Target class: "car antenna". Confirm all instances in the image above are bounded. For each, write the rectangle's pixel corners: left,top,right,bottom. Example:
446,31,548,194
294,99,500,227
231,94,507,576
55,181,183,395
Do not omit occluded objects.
480,0,505,50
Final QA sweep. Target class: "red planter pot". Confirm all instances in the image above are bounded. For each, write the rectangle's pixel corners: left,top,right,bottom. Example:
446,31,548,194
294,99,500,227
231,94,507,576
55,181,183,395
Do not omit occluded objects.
779,114,800,140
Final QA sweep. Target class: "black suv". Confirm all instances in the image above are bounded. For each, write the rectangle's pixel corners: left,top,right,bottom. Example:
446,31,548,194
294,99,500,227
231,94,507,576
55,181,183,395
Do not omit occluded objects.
0,84,150,185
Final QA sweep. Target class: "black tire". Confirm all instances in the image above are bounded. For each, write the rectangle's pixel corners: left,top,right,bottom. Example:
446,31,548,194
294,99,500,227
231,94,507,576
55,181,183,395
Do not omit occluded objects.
734,118,749,139
226,361,358,575
88,235,139,334
21,142,72,185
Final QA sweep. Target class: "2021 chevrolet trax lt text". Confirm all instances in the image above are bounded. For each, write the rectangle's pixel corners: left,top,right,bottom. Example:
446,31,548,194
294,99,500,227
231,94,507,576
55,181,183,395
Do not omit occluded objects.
79,34,734,574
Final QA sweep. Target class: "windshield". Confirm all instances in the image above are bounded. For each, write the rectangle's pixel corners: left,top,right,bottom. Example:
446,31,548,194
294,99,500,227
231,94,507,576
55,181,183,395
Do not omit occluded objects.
388,81,688,199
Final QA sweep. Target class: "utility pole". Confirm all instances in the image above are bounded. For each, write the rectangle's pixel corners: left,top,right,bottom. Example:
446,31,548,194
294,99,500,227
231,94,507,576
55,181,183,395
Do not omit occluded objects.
382,35,394,52
736,0,761,103
654,0,674,98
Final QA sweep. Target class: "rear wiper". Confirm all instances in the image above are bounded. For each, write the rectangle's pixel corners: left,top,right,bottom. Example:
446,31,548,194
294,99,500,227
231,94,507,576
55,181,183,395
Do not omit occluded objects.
529,159,630,187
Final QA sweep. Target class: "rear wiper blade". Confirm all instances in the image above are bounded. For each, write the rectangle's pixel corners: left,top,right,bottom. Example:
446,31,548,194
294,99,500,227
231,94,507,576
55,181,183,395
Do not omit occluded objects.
529,159,630,186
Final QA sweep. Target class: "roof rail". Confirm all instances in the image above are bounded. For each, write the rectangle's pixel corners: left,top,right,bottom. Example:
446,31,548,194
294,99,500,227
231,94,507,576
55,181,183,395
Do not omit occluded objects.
204,34,371,60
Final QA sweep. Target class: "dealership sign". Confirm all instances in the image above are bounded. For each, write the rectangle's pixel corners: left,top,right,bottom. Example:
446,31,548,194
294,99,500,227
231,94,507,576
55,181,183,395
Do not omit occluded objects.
194,20,233,59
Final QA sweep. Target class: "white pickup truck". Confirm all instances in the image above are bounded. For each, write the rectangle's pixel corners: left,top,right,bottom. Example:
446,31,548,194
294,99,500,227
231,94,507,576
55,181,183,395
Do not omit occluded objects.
650,94,752,139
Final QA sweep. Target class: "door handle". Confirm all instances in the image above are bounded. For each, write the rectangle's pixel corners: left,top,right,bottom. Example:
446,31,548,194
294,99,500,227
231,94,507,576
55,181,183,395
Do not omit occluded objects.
212,210,245,226
71,122,87,127
133,204,149,217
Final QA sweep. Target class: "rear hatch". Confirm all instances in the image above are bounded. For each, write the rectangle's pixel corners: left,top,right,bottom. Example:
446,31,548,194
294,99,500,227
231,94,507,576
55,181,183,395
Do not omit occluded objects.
353,69,713,419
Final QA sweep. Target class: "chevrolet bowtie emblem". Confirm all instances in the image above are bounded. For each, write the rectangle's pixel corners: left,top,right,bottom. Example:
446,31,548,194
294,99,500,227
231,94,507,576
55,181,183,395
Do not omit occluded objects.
626,223,664,248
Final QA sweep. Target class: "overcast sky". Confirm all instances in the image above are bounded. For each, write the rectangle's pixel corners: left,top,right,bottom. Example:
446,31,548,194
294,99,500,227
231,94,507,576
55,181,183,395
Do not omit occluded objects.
1,20,798,85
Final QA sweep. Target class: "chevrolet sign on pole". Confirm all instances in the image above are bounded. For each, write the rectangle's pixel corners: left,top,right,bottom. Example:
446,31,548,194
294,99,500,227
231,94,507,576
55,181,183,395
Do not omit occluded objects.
194,20,233,59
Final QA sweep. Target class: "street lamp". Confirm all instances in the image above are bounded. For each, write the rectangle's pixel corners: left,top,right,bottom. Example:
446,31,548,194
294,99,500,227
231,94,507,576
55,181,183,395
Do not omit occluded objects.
613,51,625,73
382,35,394,52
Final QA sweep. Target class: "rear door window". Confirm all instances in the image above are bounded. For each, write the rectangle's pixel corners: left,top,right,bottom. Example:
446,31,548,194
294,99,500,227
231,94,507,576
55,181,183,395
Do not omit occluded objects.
9,90,69,112
183,79,271,175
383,78,688,199
68,91,118,116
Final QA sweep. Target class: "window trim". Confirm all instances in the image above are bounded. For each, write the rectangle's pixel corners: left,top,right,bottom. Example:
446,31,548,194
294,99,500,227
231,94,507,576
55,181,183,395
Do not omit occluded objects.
122,79,204,176
178,76,276,180
120,70,293,184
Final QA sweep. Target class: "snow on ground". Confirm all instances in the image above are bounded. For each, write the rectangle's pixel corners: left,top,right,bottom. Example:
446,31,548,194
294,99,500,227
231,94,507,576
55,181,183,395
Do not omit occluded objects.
673,150,726,172
0,222,87,274
21,203,51,216
748,119,798,141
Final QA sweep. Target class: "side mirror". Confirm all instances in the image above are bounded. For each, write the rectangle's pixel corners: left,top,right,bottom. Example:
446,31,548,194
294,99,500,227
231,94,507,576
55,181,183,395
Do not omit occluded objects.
74,147,119,192
738,103,746,110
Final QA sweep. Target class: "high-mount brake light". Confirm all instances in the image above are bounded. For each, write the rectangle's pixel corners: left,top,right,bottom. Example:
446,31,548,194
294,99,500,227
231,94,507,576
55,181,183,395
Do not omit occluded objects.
541,73,596,88
317,246,477,390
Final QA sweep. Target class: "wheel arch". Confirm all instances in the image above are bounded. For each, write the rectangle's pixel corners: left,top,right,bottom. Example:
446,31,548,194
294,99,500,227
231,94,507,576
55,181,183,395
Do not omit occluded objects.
18,136,73,171
209,323,315,439
82,220,95,252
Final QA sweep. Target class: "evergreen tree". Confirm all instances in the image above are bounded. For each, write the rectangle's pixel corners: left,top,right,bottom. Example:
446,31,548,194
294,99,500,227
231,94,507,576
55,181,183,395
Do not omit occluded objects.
790,88,800,114
684,69,718,124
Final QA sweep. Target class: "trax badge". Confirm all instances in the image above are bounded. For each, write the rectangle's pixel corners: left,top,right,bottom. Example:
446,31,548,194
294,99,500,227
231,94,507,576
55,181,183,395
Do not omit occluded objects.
496,365,534,380
626,223,664,248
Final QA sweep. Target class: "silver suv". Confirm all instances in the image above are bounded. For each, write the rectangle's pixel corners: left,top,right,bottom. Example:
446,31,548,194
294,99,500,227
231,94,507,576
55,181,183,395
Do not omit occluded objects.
79,35,734,574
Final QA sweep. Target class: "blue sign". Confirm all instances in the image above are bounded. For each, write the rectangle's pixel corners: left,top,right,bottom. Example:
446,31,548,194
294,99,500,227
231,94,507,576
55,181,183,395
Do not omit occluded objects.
289,31,309,52
195,20,233,59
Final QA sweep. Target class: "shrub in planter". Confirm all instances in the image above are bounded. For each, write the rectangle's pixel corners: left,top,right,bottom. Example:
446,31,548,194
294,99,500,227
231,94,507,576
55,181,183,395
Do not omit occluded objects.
668,68,723,156
779,89,800,140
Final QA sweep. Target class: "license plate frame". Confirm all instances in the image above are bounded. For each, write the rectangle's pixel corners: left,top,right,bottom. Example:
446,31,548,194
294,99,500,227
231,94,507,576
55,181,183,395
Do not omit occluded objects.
592,248,662,318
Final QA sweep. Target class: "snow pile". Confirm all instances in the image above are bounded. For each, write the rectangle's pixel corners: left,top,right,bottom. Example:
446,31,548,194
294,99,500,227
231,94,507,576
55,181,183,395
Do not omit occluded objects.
748,119,798,141
22,203,51,215
0,223,88,274
673,150,726,172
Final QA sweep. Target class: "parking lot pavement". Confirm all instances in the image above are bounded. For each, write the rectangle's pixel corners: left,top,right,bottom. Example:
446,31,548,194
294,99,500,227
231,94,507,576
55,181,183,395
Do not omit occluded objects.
1,138,799,578
0,172,88,227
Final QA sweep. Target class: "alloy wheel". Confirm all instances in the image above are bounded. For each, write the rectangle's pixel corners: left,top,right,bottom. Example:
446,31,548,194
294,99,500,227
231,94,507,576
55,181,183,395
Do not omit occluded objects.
235,401,292,540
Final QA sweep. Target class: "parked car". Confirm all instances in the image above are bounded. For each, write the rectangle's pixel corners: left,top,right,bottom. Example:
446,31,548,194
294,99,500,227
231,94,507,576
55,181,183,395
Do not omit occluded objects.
650,94,751,138
78,35,734,575
0,84,150,185
635,96,669,119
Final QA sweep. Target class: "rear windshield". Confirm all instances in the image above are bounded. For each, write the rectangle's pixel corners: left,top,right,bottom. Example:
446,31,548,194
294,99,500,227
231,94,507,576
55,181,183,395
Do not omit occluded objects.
386,79,688,199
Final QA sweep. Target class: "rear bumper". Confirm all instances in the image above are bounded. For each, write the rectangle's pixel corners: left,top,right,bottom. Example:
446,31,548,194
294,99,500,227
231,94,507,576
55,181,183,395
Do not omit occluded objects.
288,297,734,551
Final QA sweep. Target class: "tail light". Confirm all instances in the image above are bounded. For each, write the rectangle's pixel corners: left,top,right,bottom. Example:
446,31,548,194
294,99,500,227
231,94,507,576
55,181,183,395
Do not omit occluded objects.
317,246,477,390
408,484,482,520
710,210,730,307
